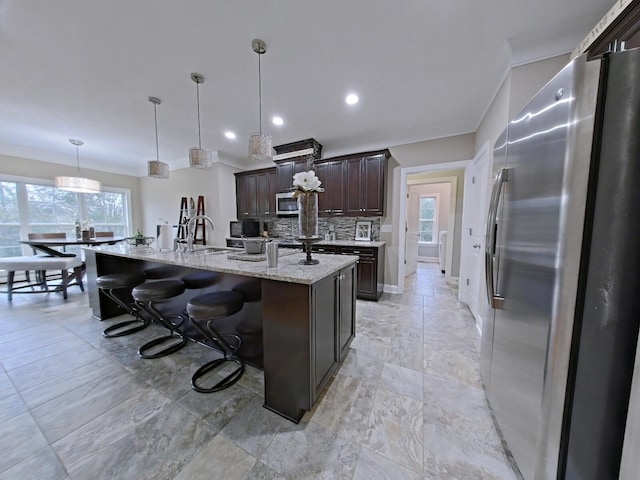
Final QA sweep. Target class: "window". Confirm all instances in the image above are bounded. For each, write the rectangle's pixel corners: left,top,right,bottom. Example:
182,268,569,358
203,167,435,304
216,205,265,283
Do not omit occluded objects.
419,195,438,243
0,175,131,258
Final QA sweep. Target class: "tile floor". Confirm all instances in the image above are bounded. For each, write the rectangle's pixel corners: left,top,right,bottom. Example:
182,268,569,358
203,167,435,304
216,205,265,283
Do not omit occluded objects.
0,262,518,479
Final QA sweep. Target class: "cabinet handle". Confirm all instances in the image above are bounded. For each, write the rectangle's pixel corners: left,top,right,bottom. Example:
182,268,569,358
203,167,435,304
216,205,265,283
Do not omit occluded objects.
352,250,360,254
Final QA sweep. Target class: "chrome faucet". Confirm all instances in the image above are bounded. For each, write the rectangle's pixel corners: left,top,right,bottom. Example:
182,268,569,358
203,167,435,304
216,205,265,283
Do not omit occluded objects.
186,215,216,253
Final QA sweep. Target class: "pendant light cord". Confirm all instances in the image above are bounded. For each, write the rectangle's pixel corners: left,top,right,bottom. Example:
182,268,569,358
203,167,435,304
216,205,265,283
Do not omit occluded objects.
258,52,263,135
153,102,160,162
196,81,202,149
75,146,81,174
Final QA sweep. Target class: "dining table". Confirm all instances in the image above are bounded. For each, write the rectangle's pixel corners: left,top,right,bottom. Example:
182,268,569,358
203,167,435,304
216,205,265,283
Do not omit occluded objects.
20,236,127,257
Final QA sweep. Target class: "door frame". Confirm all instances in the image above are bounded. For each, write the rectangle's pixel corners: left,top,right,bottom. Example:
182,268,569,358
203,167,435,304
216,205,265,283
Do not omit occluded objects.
398,160,470,293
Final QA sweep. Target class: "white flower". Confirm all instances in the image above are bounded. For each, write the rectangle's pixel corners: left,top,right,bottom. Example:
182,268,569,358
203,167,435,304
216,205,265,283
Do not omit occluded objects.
292,170,323,193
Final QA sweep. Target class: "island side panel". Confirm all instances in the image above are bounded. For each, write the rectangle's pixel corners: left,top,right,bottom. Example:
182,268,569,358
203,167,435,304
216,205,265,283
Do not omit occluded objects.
262,279,312,423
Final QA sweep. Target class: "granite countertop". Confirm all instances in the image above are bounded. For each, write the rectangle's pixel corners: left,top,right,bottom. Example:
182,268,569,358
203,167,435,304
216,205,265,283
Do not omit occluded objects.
85,244,358,285
274,239,385,248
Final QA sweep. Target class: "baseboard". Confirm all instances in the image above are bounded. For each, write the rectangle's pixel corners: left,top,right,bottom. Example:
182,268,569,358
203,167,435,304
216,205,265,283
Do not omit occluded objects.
447,276,459,285
383,284,400,294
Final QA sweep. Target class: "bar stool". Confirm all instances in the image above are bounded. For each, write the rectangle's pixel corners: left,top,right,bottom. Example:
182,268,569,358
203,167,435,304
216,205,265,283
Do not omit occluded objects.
96,272,148,338
181,271,219,290
132,279,188,359
187,291,245,392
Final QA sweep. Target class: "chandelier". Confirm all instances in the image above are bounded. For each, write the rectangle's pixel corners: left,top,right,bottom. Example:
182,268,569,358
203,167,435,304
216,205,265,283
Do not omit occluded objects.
55,139,102,193
249,39,273,161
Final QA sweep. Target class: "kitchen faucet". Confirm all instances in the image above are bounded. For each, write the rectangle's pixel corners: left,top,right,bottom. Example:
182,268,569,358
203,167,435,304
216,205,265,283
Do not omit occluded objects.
186,215,216,253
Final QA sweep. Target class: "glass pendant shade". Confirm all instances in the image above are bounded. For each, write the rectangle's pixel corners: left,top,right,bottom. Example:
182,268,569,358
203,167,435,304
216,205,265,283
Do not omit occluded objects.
55,175,101,193
249,132,273,161
55,139,101,194
189,147,213,169
148,160,169,179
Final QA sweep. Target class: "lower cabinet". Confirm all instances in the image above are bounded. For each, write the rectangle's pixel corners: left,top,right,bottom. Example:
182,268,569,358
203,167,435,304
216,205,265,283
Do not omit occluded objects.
311,263,356,400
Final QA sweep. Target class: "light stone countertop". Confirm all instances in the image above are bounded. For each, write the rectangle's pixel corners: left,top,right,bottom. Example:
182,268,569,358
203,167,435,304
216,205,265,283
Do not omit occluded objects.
84,244,358,285
275,239,386,248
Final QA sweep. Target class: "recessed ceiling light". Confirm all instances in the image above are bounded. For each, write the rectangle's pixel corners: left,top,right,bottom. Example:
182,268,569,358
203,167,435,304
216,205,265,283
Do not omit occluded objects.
224,131,236,139
272,116,284,126
345,93,359,105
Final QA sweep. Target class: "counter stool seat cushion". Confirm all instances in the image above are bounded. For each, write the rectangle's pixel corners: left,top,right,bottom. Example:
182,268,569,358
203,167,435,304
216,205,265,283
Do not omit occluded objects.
187,291,244,320
132,279,185,302
96,272,146,290
143,265,179,280
181,271,219,289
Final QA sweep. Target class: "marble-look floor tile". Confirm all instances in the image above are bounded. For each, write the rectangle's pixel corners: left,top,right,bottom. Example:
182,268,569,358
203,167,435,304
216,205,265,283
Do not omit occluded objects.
0,412,50,472
245,460,287,480
363,388,424,472
423,335,482,388
352,446,421,480
174,434,257,480
0,371,16,401
309,373,378,443
0,392,29,424
221,396,290,457
386,336,424,371
0,334,86,371
67,402,216,480
6,342,107,391
31,368,150,443
379,363,423,401
261,421,360,479
0,446,68,480
337,348,385,381
177,382,257,433
51,388,171,471
349,333,390,360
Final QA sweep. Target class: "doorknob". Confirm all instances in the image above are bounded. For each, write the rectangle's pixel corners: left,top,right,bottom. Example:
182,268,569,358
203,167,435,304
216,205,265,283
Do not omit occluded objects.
473,243,481,249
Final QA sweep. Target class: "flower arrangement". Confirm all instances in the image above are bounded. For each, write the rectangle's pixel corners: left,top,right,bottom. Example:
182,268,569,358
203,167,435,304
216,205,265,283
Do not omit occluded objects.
292,170,324,198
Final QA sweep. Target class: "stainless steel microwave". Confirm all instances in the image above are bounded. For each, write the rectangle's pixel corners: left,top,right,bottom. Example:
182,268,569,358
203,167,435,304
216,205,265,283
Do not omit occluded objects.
275,192,298,216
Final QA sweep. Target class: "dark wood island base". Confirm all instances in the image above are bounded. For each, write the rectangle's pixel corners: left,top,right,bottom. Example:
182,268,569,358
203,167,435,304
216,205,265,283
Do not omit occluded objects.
84,246,357,423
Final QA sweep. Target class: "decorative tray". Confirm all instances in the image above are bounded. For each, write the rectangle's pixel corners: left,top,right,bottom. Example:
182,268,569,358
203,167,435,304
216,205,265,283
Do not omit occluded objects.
227,249,298,262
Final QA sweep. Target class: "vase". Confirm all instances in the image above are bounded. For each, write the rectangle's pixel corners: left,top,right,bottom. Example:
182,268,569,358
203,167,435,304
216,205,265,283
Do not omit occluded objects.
297,192,319,239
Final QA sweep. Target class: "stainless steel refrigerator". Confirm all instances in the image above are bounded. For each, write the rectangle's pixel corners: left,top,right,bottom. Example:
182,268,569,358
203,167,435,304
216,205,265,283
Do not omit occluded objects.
481,48,640,480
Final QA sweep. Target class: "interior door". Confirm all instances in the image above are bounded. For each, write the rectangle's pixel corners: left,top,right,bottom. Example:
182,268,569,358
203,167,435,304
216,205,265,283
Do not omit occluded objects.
465,146,489,323
405,189,419,276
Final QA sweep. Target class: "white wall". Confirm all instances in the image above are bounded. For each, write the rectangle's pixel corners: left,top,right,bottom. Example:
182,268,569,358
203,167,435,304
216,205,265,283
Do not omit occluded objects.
139,162,240,246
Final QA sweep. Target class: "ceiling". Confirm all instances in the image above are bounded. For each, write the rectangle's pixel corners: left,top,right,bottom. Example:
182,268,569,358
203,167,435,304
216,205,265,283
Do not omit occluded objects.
0,0,613,176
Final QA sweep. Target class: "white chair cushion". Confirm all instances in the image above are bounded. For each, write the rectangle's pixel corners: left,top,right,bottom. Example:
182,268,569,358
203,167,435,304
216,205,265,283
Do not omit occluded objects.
0,256,82,271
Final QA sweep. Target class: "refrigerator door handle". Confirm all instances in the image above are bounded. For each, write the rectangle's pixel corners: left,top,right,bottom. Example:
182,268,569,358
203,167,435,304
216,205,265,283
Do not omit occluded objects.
485,167,508,309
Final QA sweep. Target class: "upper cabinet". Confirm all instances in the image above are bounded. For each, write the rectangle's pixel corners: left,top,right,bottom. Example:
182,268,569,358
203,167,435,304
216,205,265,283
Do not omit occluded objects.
315,160,346,216
343,150,389,216
235,167,277,219
275,157,312,193
273,138,323,193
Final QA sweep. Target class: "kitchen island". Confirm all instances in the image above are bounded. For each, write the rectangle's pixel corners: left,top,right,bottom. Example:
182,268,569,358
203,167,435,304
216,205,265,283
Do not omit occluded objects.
84,244,357,423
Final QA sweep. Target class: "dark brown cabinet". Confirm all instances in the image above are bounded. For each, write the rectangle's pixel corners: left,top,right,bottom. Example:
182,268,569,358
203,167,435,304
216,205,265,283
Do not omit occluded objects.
315,160,346,216
275,157,311,193
311,262,356,400
235,167,277,218
345,152,388,216
341,245,384,301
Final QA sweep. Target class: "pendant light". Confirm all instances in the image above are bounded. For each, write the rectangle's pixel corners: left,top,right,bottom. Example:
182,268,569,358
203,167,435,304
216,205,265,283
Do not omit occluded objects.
55,139,102,193
147,96,170,179
249,38,273,161
189,73,213,169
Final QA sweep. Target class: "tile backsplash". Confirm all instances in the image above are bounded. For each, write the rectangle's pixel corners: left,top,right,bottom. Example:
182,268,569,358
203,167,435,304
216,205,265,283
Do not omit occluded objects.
256,217,380,241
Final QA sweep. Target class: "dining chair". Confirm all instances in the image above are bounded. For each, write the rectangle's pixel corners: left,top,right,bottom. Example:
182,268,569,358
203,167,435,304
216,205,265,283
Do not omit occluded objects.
27,232,69,285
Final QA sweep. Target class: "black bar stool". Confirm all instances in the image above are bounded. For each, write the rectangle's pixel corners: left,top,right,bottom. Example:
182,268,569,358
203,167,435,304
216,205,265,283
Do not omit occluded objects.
181,271,219,290
132,279,188,359
96,272,148,338
187,291,245,392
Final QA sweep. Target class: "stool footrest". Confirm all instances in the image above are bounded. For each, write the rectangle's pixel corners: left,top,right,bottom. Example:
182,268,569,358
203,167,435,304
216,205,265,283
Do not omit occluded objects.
103,319,150,338
191,358,244,393
138,334,187,359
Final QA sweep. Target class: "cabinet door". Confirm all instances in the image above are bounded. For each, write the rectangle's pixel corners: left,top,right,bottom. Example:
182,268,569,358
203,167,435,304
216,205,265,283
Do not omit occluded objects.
361,155,386,215
256,172,270,216
276,161,295,193
323,161,346,215
312,273,339,399
356,257,377,299
345,158,363,215
267,169,278,216
339,264,356,359
315,163,330,214
236,174,253,218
